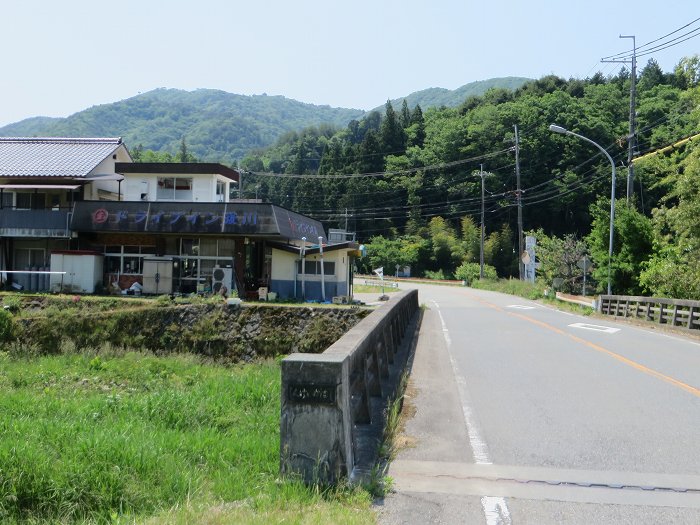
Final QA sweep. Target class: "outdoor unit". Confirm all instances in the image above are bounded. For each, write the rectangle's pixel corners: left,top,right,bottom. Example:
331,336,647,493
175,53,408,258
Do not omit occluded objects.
212,266,233,294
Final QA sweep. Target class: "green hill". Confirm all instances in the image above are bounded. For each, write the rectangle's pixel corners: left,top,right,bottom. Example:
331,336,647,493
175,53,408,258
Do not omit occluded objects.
0,89,365,165
376,77,531,112
0,79,531,163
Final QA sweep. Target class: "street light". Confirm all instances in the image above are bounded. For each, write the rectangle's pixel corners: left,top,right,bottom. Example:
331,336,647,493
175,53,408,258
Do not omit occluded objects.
549,124,616,295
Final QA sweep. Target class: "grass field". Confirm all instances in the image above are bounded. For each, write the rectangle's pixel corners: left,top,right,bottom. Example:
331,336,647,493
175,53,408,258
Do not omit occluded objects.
0,348,374,524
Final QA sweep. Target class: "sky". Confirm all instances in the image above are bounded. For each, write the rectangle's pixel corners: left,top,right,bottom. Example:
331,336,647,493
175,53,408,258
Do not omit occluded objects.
0,1,698,127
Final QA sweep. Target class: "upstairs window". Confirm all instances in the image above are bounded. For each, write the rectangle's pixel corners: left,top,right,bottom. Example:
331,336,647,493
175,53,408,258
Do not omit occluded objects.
15,192,45,210
216,180,226,202
1,192,13,209
156,177,193,201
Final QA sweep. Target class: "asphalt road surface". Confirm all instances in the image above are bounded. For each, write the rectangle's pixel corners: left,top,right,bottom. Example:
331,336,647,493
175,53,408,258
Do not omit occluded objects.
376,282,700,524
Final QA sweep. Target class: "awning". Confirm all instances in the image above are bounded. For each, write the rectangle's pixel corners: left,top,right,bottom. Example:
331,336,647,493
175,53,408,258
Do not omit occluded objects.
79,174,125,181
0,184,82,190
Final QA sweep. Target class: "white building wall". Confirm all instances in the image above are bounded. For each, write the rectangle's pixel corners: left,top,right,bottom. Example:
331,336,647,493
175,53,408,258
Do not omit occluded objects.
192,178,212,202
85,144,132,200
123,175,155,201
119,172,223,202
271,249,297,281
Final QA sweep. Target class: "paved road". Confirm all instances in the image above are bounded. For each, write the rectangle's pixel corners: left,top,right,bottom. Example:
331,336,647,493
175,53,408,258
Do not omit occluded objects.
376,283,700,524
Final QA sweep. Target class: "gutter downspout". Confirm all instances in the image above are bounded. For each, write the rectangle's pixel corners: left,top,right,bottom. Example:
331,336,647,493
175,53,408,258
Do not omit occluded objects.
319,236,325,302
301,237,306,300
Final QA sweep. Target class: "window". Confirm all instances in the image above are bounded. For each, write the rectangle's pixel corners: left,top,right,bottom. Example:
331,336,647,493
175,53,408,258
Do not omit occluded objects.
15,248,46,269
296,261,335,275
216,180,226,202
180,238,199,256
103,245,155,274
15,192,45,210
156,177,193,200
1,192,12,208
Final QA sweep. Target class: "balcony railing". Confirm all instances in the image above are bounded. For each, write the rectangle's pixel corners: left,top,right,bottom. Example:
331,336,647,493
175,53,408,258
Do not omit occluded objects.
0,209,72,237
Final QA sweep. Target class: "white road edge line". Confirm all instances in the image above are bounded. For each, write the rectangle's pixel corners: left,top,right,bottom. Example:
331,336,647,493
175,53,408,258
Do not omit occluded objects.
431,300,512,525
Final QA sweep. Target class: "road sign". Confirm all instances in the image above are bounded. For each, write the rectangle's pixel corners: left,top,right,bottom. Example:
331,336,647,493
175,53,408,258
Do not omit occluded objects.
577,256,593,273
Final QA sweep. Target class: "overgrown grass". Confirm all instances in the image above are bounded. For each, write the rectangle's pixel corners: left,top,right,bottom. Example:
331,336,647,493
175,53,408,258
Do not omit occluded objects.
469,277,546,300
470,278,595,315
0,349,374,524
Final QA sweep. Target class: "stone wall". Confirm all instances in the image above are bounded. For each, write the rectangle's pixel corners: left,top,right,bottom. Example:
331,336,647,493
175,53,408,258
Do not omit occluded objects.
14,302,370,360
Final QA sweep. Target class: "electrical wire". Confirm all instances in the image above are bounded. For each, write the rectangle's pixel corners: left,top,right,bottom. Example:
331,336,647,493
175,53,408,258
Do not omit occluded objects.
601,17,700,60
248,147,514,179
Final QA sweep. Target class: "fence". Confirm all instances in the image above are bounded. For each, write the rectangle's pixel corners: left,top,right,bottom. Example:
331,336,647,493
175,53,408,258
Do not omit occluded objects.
363,279,398,288
1,270,66,293
280,288,419,484
598,294,700,330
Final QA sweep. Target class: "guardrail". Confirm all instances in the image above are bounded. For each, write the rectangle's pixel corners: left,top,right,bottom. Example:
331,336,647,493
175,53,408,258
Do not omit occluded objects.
598,294,700,330
280,288,419,484
363,279,398,288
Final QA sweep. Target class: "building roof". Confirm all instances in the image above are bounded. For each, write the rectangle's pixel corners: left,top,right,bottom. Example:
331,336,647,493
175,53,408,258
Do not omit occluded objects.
115,162,240,183
0,137,124,178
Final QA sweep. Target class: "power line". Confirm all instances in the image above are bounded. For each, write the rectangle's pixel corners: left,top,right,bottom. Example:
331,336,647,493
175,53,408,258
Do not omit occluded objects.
601,17,700,60
248,147,514,179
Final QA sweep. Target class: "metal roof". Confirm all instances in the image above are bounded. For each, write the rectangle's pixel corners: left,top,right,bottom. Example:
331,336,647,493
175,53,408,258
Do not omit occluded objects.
115,162,240,182
0,137,123,178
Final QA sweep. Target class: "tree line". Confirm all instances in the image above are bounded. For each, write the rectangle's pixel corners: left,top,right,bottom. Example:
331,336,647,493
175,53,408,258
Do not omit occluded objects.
241,57,700,298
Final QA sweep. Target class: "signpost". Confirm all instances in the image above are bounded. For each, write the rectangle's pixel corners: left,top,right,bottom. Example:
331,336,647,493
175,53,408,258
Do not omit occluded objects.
374,266,387,299
523,236,537,283
577,256,593,296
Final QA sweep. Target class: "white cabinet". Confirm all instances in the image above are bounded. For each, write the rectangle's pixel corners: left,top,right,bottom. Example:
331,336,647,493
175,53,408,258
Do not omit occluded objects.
50,251,104,293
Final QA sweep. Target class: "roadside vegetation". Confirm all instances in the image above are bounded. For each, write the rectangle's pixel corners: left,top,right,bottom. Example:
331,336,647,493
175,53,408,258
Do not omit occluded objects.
0,346,374,525
241,59,700,300
0,295,377,524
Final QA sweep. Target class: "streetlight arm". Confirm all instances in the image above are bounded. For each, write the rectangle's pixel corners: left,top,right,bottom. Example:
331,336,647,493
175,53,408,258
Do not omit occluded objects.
549,124,616,295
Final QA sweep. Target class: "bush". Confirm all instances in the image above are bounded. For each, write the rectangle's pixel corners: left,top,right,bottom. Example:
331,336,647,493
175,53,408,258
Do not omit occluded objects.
0,309,15,342
423,269,452,280
455,262,497,284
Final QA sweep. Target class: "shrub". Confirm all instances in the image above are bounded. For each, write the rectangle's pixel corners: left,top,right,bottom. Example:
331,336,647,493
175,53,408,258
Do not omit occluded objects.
0,309,15,342
423,269,452,280
455,262,497,284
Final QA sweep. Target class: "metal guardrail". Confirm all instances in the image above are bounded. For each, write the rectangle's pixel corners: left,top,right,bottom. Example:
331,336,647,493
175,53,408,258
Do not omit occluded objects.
363,279,398,288
280,289,419,484
598,294,700,330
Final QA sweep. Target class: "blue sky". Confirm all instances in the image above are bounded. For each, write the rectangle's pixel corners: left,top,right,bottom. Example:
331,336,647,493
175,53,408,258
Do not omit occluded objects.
0,1,697,127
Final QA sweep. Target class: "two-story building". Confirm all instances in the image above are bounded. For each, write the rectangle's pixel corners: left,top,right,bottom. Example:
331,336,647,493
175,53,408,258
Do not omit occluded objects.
0,137,359,301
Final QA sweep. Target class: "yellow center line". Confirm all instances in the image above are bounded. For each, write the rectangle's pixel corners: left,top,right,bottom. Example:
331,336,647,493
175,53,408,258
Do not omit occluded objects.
464,291,700,398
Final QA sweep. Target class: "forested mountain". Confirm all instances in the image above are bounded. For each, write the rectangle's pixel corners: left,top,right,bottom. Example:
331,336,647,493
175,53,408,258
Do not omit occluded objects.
0,79,529,164
240,57,700,298
0,89,365,165
375,77,531,112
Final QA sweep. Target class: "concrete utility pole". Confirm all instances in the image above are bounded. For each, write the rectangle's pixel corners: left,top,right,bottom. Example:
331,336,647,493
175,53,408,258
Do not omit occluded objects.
479,164,485,279
514,125,524,280
602,34,637,204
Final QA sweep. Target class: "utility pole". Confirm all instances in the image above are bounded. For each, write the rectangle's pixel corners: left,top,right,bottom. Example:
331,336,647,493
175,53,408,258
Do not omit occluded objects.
622,34,637,204
602,34,637,204
514,125,524,280
479,164,485,279
237,161,244,200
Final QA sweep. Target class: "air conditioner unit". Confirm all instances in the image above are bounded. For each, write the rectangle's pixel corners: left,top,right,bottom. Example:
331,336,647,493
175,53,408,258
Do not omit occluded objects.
212,266,233,294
